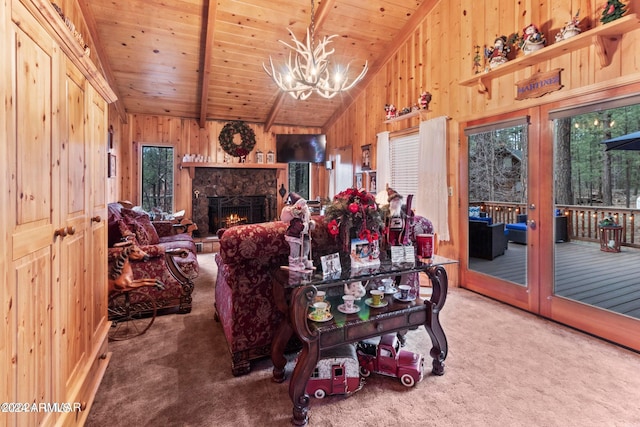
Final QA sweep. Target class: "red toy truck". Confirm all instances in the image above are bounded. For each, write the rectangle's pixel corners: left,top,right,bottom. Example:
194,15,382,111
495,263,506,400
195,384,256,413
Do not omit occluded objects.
356,334,424,387
305,344,364,399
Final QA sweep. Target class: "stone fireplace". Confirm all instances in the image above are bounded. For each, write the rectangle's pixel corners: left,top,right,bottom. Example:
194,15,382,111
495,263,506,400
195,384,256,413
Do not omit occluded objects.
207,195,270,234
191,167,280,237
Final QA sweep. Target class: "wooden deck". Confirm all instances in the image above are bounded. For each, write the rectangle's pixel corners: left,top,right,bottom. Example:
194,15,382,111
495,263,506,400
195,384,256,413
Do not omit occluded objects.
469,241,640,320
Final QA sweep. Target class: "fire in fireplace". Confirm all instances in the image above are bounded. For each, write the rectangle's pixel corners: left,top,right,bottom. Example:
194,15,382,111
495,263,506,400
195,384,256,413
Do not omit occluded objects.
208,196,269,234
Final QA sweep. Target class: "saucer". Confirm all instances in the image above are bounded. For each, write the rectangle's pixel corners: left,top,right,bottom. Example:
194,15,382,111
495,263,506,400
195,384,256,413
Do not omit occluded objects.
364,298,388,308
393,292,416,302
308,312,334,322
378,286,397,295
337,304,361,314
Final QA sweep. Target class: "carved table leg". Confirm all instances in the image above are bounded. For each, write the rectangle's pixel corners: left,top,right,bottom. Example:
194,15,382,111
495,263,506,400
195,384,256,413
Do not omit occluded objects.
271,318,293,382
271,276,293,382
424,265,449,375
288,286,319,426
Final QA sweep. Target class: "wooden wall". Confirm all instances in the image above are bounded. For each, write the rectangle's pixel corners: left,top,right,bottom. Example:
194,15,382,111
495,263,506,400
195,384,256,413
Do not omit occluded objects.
110,113,321,218
107,0,640,284
323,0,640,271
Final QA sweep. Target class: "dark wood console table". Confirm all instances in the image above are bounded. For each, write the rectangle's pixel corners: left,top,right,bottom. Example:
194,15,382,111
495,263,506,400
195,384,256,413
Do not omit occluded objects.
271,255,456,426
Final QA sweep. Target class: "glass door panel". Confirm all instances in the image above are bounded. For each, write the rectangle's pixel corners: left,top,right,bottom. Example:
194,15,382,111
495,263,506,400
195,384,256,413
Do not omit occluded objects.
467,122,528,287
553,105,640,321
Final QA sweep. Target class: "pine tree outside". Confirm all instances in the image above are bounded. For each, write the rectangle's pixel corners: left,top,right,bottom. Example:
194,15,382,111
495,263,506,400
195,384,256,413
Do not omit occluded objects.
141,145,174,216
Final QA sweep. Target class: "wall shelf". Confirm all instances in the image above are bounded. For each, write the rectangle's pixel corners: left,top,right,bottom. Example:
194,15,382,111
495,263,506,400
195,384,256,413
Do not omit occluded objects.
383,109,430,124
459,14,640,98
179,162,287,179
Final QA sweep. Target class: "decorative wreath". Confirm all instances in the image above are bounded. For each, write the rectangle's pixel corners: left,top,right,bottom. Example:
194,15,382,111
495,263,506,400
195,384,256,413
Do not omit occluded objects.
219,121,256,157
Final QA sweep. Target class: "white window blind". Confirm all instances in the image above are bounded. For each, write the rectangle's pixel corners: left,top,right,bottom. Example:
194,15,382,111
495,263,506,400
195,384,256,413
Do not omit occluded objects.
390,132,419,203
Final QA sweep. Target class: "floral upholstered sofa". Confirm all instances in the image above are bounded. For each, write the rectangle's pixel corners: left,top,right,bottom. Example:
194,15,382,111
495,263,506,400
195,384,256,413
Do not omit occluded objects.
214,214,433,376
107,202,199,313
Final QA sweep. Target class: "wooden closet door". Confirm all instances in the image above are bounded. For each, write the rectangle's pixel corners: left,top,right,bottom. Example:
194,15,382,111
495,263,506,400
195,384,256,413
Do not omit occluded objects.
53,59,90,411
87,83,109,357
7,3,60,425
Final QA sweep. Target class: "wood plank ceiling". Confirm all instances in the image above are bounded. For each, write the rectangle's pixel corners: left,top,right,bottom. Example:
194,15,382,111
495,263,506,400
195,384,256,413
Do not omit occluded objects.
85,0,433,129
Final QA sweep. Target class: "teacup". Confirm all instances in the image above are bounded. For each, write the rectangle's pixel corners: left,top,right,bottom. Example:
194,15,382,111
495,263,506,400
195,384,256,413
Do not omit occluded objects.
381,278,395,293
342,294,356,311
311,302,328,321
314,290,326,303
398,285,411,300
370,289,384,306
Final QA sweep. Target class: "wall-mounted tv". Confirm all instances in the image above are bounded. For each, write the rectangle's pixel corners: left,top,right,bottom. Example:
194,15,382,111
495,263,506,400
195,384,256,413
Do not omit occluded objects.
276,134,326,163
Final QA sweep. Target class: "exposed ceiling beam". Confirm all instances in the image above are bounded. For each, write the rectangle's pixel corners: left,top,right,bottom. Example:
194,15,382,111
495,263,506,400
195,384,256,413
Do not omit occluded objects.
264,92,286,132
199,0,217,128
322,0,439,132
77,0,127,123
262,0,337,130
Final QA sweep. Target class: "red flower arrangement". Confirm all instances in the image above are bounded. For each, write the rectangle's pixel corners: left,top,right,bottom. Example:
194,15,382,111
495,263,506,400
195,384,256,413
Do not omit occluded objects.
324,188,384,251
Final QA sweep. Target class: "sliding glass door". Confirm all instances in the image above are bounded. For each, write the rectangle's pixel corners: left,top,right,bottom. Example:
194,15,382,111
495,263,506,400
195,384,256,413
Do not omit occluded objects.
462,91,640,352
542,93,640,351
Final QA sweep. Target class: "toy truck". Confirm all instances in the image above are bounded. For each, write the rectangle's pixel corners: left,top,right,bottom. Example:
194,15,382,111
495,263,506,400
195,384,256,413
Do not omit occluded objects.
306,344,364,399
356,334,424,387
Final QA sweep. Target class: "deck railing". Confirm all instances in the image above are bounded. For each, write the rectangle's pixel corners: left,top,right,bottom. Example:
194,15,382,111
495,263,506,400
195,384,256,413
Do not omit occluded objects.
471,202,640,249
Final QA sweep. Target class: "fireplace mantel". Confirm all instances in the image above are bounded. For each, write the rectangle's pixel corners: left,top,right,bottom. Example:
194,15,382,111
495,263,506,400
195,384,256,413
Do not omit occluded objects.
179,162,287,179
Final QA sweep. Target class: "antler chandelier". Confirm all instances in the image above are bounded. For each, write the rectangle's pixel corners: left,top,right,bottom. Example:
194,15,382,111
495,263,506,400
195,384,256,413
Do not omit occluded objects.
263,0,368,100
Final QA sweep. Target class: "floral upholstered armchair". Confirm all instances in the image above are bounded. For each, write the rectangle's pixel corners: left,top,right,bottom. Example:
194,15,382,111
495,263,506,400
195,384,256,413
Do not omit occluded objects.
107,203,199,314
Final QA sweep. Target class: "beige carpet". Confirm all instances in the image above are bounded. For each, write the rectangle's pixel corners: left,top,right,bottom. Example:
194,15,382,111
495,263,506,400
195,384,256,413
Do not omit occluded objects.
86,253,640,427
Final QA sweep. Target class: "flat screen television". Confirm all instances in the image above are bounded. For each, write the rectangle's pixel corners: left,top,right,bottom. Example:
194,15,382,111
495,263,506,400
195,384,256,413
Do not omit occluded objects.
276,134,326,163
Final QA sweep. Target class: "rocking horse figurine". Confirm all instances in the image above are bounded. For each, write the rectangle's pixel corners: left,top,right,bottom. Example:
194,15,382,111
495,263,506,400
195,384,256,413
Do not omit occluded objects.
107,238,165,341
108,240,165,293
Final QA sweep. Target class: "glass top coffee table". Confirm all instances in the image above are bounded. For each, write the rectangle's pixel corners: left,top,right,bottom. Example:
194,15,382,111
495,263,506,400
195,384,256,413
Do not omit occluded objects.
271,255,456,426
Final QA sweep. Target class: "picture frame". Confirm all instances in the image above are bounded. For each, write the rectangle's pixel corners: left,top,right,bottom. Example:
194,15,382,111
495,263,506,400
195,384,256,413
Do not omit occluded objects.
361,144,371,170
320,252,341,278
390,245,416,264
368,171,377,193
350,238,380,268
108,153,116,178
355,172,363,189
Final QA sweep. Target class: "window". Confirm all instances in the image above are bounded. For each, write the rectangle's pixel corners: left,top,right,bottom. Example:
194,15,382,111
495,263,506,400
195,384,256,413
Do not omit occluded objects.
466,120,528,205
141,145,174,214
390,133,419,198
288,163,310,200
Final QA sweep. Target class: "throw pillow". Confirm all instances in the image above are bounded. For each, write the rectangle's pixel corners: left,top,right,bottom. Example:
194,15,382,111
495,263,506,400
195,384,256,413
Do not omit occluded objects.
108,219,124,247
121,208,160,245
469,206,481,217
116,219,138,245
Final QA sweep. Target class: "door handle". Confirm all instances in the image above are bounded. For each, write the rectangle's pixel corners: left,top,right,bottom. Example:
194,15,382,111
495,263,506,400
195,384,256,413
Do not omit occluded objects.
91,215,102,223
66,226,76,235
528,220,536,229
54,227,68,238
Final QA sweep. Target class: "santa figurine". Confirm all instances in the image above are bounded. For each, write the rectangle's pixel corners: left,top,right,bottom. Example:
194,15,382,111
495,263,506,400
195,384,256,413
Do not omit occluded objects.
385,187,407,246
281,192,316,271
420,91,432,110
